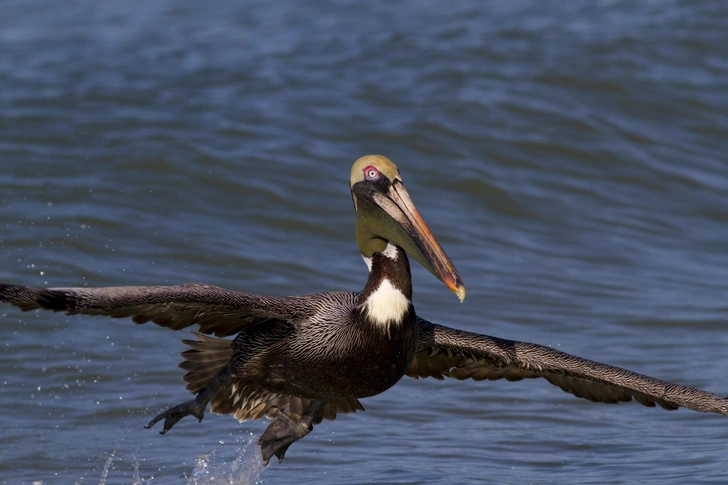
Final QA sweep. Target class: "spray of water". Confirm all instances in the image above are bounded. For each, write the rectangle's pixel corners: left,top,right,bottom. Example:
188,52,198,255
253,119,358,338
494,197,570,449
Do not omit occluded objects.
71,432,264,485
186,433,265,485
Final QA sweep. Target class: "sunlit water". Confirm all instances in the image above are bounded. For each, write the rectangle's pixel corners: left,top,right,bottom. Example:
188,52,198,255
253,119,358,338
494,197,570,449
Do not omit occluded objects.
1,1,727,484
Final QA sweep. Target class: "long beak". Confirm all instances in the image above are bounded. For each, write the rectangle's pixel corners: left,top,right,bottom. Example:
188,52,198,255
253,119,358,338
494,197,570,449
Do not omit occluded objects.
354,180,466,302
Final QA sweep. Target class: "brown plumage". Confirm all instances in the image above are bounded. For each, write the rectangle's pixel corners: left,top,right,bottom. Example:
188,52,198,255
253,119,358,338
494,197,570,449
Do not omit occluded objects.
2,282,727,418
408,321,728,413
1,155,726,464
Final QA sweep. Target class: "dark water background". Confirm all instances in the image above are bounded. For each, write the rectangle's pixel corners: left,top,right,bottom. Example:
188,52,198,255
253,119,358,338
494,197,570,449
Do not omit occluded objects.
1,1,727,484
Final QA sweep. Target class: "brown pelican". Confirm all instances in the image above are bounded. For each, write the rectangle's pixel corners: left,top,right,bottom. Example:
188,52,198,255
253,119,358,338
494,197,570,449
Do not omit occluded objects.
1,155,726,465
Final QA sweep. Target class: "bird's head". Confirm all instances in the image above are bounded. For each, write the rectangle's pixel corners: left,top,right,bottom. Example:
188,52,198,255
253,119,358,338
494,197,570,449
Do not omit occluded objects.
349,155,466,302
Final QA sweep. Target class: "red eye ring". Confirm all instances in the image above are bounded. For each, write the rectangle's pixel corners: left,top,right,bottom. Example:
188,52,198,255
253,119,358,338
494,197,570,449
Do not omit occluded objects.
364,166,380,181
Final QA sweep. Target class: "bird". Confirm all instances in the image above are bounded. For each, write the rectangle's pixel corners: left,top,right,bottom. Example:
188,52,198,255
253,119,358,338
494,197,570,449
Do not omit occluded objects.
1,154,727,465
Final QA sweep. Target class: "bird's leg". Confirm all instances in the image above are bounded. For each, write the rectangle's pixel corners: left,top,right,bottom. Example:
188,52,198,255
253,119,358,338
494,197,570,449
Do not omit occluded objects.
258,399,326,465
145,367,232,434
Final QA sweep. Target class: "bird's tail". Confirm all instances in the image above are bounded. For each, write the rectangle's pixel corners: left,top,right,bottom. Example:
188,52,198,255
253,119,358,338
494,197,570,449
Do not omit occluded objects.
179,332,234,394
178,331,366,424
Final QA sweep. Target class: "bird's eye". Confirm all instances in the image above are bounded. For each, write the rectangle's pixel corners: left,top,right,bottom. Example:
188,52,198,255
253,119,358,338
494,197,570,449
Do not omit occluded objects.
364,166,380,181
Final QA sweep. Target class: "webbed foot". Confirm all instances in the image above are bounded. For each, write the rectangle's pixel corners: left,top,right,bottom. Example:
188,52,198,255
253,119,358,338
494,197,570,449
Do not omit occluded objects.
145,367,232,434
145,399,206,434
258,410,314,465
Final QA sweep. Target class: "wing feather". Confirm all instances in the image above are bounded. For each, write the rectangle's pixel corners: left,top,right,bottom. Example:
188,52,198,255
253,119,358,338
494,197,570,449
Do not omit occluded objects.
0,283,319,337
408,318,728,415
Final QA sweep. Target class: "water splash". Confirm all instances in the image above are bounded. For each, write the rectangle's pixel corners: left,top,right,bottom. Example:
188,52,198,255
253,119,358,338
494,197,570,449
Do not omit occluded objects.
98,450,116,484
72,449,151,485
186,433,264,485
131,454,145,485
69,434,263,485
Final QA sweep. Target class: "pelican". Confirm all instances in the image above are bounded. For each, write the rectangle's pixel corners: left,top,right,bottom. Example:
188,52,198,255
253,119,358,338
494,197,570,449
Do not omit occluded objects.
1,155,726,465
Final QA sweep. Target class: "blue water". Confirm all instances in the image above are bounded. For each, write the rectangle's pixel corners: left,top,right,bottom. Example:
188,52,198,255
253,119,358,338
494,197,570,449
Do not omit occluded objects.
1,1,727,483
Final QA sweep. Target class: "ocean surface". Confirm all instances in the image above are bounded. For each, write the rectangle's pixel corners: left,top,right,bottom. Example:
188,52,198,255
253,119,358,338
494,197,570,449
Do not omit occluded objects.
1,1,727,484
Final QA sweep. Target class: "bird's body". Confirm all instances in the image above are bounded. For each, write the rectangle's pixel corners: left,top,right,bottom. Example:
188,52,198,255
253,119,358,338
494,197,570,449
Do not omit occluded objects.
1,155,727,464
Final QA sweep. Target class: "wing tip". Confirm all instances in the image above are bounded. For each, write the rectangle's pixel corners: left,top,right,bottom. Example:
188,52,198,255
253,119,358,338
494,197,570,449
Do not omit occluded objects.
1,284,52,312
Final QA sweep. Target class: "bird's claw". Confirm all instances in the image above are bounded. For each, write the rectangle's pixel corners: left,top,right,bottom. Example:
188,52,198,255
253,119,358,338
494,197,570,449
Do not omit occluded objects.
145,399,205,434
258,411,314,465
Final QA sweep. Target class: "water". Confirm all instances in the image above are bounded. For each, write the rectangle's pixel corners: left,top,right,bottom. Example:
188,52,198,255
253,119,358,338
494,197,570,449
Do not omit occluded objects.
1,0,727,483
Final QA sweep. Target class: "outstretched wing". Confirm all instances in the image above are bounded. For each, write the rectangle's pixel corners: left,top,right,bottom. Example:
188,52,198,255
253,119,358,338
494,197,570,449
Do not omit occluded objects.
407,318,728,416
0,282,323,337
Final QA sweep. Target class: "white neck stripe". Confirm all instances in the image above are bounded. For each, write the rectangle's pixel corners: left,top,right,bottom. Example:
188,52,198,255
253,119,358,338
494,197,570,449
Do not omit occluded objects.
362,254,373,271
381,242,399,260
362,278,410,338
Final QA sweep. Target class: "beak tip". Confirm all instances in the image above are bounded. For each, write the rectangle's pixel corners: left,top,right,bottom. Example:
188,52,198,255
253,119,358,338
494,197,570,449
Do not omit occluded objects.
454,284,466,303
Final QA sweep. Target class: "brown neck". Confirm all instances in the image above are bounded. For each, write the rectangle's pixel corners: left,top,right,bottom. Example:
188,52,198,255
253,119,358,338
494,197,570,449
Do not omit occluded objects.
358,242,413,305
